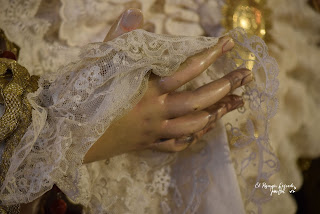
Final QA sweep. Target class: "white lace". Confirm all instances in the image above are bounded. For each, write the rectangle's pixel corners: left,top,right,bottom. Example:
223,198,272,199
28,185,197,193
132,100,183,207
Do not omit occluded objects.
0,0,287,213
0,0,79,76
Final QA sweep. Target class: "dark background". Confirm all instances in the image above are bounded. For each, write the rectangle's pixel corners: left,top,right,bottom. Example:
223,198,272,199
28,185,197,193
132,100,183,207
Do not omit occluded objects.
294,157,320,214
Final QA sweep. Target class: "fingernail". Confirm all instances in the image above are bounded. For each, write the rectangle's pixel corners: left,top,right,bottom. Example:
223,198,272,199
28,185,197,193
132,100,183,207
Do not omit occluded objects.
240,69,253,86
119,8,143,32
225,68,252,90
222,95,244,111
220,36,235,54
175,135,195,145
229,97,244,110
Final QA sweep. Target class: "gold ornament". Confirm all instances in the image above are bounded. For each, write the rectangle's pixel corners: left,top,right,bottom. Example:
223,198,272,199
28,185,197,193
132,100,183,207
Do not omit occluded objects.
222,0,271,71
222,0,271,41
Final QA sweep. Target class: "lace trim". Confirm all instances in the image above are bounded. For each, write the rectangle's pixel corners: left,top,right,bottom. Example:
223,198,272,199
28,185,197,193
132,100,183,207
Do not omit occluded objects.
227,28,280,213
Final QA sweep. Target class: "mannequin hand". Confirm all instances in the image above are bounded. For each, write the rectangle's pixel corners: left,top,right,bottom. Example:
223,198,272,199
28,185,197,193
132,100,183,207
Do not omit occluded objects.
83,9,252,163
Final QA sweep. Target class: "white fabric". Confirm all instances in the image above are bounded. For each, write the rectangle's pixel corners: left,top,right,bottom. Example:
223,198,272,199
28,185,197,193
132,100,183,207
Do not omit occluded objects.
192,122,245,214
2,0,311,213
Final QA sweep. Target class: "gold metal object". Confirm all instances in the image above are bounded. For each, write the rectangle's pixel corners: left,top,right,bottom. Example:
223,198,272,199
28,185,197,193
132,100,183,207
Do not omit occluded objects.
222,0,271,72
222,0,271,41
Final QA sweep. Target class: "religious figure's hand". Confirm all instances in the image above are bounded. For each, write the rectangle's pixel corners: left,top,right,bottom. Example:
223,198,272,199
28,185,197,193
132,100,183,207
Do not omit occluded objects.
83,8,252,163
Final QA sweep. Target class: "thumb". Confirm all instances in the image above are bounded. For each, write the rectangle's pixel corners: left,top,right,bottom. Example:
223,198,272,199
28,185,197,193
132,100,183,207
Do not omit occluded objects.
103,8,144,42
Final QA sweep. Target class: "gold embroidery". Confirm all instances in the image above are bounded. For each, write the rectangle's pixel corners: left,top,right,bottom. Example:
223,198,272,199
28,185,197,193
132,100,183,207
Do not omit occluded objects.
0,58,38,188
0,205,20,214
0,28,37,214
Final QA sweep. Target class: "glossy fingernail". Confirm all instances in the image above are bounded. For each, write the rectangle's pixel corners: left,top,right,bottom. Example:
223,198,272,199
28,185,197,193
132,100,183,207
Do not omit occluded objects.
104,8,143,42
220,36,235,54
225,68,253,90
119,8,143,32
175,135,195,145
228,96,244,110
241,71,253,85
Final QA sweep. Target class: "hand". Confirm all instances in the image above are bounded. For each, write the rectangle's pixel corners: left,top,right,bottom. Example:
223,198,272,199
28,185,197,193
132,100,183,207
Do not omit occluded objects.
83,9,253,163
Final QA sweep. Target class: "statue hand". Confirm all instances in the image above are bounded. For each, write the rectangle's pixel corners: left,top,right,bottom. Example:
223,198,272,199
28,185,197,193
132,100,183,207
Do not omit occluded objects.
83,9,252,163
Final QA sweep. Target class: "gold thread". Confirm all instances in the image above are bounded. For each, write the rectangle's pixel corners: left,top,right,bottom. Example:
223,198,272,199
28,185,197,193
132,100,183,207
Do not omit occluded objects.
0,60,38,214
0,58,38,190
0,27,39,212
0,205,20,214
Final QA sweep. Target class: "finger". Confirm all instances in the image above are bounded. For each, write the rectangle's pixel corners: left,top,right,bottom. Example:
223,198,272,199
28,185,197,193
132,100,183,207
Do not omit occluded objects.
103,8,144,42
150,138,190,152
164,68,252,118
149,122,216,152
161,111,211,138
213,94,243,109
161,95,243,138
205,95,244,123
156,36,235,94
